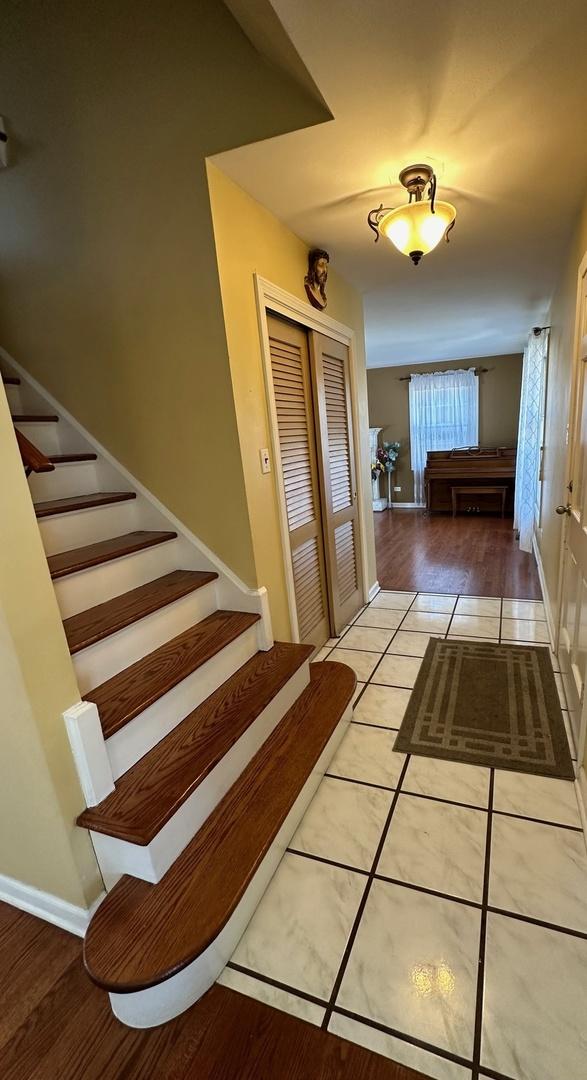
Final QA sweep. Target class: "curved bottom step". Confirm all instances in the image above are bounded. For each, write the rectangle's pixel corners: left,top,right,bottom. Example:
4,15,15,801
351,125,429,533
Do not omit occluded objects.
84,661,355,1028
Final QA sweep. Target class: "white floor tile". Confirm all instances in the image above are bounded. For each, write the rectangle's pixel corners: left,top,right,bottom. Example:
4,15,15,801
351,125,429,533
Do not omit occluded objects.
448,614,500,638
329,647,380,682
218,965,325,1026
338,625,395,653
328,724,406,788
379,794,487,903
455,596,501,617
412,593,458,614
352,682,366,705
336,880,481,1060
481,913,587,1080
502,599,546,621
313,646,332,662
354,607,405,630
291,776,392,871
493,770,581,827
372,653,423,688
387,630,434,657
401,610,451,634
403,757,490,809
489,815,587,932
353,683,411,728
328,1013,471,1080
501,618,550,643
231,852,365,1000
370,590,417,610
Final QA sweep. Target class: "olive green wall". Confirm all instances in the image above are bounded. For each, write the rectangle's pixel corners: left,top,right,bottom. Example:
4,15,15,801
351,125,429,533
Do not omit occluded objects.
367,355,523,503
0,0,330,587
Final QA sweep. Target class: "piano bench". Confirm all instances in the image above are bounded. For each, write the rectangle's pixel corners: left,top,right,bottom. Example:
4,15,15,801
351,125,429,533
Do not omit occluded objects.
451,485,508,518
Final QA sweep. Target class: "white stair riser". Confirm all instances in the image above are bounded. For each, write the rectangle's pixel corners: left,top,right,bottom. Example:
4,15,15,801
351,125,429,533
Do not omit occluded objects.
108,701,352,1027
53,540,180,619
72,580,219,692
28,461,100,501
106,623,260,779
13,421,62,456
90,660,311,883
38,498,138,555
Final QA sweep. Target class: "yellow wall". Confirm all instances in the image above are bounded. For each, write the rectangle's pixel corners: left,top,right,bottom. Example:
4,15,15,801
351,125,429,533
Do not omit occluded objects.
207,163,377,640
0,390,102,906
367,355,523,503
0,0,330,588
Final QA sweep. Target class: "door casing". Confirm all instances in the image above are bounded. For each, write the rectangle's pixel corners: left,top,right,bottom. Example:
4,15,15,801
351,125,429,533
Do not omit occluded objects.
255,274,371,643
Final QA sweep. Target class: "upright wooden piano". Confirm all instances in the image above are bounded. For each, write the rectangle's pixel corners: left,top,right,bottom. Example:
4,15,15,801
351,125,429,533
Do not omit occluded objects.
424,447,516,514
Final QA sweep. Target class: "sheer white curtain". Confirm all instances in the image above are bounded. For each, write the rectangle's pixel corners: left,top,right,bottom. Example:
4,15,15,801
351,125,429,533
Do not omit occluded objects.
514,329,550,552
409,369,479,505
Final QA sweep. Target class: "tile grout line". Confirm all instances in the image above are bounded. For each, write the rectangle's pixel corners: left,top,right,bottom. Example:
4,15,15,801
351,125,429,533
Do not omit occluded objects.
471,766,495,1080
320,754,412,1031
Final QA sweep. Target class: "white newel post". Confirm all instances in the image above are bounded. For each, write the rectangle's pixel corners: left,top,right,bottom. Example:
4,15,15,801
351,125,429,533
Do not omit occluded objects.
370,427,387,512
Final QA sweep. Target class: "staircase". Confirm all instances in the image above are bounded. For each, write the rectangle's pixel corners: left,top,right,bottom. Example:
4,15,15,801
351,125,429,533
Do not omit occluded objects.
2,366,355,1028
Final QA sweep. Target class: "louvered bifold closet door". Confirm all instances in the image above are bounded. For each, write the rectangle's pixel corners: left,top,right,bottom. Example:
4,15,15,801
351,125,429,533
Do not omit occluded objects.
267,315,330,647
310,332,363,634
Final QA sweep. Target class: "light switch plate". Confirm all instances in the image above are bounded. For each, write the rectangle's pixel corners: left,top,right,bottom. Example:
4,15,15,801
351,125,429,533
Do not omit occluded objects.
260,448,271,474
393,485,401,492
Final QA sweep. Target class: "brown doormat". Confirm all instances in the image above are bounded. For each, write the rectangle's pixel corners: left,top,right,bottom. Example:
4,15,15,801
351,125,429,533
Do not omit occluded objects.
393,638,574,780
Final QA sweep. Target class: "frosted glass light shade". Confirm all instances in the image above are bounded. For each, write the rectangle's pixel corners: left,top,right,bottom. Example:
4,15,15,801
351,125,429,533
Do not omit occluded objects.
378,200,456,261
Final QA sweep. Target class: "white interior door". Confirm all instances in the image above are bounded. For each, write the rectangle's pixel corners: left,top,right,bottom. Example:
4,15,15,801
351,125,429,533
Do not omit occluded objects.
558,263,587,758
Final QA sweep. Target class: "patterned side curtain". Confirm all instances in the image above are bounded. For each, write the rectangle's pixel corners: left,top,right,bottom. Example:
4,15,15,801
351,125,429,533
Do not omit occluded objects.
409,369,479,505
514,330,550,552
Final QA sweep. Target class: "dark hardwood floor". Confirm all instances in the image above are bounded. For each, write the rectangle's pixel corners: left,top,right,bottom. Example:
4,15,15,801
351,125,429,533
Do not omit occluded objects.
374,509,541,598
0,902,429,1079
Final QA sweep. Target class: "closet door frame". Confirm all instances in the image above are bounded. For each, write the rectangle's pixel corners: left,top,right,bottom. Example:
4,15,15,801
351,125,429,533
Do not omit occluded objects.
255,274,370,642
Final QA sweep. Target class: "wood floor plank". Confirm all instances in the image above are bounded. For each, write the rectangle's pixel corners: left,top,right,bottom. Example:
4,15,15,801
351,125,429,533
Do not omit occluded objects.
78,641,313,842
0,905,428,1079
47,530,177,580
64,569,218,654
34,491,136,518
85,609,260,740
83,661,356,992
374,508,541,598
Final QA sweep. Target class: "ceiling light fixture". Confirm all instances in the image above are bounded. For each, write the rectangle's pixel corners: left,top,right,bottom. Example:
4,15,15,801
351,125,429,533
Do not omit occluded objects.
367,164,456,265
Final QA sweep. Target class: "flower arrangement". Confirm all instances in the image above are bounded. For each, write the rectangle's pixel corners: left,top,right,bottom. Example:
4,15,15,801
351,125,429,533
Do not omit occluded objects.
377,441,400,472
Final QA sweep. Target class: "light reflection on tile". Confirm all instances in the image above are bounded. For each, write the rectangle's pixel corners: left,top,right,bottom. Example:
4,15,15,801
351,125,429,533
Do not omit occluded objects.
448,614,500,638
411,593,458,614
501,618,550,643
455,596,501,617
502,599,546,621
336,880,481,1059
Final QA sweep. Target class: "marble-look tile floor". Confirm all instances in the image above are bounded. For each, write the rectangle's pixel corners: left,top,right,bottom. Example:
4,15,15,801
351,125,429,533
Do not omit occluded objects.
219,591,587,1080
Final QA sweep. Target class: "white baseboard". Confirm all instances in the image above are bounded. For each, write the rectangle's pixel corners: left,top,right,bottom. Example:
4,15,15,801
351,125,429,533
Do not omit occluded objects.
0,872,105,937
532,534,556,649
368,581,381,602
389,502,425,509
576,767,587,855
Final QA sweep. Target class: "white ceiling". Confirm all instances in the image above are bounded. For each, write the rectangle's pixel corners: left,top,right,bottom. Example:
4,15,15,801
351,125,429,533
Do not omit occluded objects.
217,0,587,367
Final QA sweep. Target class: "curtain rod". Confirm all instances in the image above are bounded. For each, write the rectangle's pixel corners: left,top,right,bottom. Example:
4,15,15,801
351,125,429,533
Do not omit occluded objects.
398,366,489,382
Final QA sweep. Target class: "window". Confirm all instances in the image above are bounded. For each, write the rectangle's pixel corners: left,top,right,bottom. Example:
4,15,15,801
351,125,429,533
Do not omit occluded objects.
409,369,479,504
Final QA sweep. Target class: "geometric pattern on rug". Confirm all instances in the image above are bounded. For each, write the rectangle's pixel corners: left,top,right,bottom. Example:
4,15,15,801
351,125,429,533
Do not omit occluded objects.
394,638,575,780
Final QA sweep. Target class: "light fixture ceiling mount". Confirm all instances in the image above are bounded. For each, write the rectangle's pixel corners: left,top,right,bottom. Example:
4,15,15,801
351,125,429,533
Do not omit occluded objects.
367,163,456,265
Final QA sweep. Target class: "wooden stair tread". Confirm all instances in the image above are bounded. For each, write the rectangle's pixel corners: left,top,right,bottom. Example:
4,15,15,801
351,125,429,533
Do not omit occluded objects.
2,375,20,385
77,641,313,843
83,660,355,992
34,491,136,518
48,452,98,463
12,413,59,422
85,609,261,740
64,569,218,654
47,530,177,580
